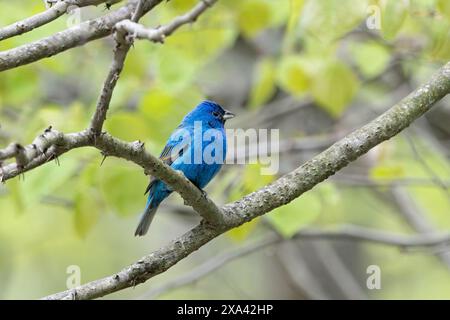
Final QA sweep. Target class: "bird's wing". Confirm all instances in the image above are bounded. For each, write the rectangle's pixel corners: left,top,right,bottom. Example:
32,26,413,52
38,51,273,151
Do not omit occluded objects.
144,179,157,196
144,130,191,195
159,141,179,166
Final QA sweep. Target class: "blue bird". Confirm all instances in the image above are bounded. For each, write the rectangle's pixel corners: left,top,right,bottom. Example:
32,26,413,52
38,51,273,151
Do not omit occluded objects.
135,100,235,236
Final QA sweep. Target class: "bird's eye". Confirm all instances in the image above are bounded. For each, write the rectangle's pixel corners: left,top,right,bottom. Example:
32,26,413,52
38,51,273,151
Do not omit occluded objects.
212,111,220,118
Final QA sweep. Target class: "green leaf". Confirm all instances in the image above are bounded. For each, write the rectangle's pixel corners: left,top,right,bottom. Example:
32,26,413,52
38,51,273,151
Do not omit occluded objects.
138,87,202,144
228,164,275,203
167,0,198,14
237,0,273,37
310,60,359,117
73,163,104,237
242,163,275,194
283,0,306,53
226,164,274,241
100,162,148,217
350,41,391,78
437,0,450,20
286,0,305,35
249,58,276,108
381,0,408,40
0,66,38,106
74,187,101,238
166,12,237,61
139,88,177,120
154,46,197,91
105,112,152,142
227,219,260,242
18,156,79,208
300,0,368,43
276,55,311,97
151,11,237,91
370,164,405,180
7,179,25,215
427,18,450,61
366,135,450,230
267,192,321,238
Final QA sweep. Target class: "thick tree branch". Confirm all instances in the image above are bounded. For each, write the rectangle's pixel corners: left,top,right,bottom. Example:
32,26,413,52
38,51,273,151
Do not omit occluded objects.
0,129,92,182
0,0,164,72
0,129,224,223
220,63,450,228
39,62,450,299
0,0,111,41
0,0,444,302
95,133,225,224
142,235,280,299
142,224,450,299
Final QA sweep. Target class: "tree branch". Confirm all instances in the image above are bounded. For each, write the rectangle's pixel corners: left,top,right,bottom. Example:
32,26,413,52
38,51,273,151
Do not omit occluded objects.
94,133,225,224
0,0,164,72
0,129,225,223
142,224,450,299
88,0,144,136
0,0,226,225
40,61,450,299
89,0,218,134
0,128,92,182
86,0,225,224
141,234,280,299
221,62,450,228
0,0,111,42
115,0,217,43
331,173,450,189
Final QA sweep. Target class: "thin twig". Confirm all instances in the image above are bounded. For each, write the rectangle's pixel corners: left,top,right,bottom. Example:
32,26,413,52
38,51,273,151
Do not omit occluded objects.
89,0,216,135
140,235,280,299
405,131,450,196
115,0,217,43
88,0,151,136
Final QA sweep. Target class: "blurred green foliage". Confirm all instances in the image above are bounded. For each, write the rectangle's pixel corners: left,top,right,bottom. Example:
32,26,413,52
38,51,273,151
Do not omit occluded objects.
0,0,449,299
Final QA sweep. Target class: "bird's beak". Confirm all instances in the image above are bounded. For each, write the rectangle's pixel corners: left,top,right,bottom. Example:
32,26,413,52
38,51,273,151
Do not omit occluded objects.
222,110,235,120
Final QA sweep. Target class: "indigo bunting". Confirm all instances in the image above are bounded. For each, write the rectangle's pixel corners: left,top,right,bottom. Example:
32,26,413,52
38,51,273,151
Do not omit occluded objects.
135,100,235,236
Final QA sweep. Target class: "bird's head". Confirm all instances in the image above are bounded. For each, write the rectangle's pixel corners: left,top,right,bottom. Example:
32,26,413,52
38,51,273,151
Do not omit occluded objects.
182,100,235,128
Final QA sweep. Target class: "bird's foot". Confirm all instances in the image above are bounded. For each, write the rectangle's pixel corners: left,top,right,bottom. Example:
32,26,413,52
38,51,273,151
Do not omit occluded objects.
197,187,208,199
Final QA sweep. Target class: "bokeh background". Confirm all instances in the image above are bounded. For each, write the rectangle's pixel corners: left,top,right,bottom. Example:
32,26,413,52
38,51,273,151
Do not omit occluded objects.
0,0,450,299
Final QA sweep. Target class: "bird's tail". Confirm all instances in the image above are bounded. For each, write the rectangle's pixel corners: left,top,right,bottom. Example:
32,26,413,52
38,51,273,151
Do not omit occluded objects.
134,199,159,237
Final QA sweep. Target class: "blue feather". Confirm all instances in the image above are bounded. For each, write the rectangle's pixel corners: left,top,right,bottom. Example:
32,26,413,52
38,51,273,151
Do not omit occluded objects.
135,100,234,236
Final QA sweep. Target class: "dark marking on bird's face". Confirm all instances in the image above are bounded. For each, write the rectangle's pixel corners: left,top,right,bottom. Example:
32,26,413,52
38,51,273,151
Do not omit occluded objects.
213,110,235,125
221,109,235,122
205,101,235,123
183,100,236,127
